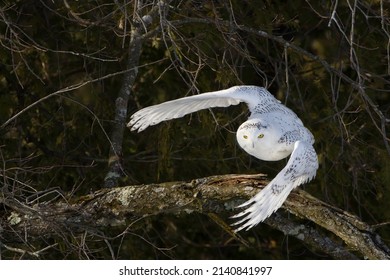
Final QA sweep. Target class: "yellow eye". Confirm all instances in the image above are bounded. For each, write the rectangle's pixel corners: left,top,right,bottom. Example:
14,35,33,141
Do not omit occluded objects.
243,135,248,139
258,134,264,139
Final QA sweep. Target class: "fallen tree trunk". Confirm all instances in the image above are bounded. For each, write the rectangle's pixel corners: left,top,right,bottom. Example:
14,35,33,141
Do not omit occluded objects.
1,174,389,259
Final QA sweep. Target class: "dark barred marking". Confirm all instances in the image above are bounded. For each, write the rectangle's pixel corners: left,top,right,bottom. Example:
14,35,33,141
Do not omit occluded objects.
278,130,301,145
239,122,267,130
271,184,285,195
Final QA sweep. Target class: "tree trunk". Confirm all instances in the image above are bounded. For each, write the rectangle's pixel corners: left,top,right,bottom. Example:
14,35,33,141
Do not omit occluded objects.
2,174,389,259
104,0,171,187
104,0,144,188
104,25,142,188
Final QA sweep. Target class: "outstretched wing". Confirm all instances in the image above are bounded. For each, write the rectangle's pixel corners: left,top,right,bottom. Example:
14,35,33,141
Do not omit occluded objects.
232,140,318,232
128,86,278,132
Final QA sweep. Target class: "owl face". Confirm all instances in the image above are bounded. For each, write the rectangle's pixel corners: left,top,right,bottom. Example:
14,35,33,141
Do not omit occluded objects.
236,120,267,157
236,119,290,161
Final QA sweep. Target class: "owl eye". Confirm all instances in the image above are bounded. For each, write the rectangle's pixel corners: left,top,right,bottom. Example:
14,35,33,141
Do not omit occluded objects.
243,135,248,139
257,133,264,139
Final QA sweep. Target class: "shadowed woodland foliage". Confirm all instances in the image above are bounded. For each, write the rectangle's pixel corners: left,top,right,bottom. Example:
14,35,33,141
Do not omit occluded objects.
0,0,389,259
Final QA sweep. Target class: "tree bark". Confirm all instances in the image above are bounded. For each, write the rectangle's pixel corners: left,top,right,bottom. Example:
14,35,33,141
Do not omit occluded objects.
1,174,389,259
104,24,142,188
104,3,143,188
104,1,171,187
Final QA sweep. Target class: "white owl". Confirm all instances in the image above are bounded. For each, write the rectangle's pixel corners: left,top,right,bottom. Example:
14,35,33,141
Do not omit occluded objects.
128,86,318,232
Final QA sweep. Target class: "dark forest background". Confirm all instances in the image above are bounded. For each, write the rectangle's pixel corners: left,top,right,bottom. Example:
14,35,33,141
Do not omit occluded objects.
0,0,389,259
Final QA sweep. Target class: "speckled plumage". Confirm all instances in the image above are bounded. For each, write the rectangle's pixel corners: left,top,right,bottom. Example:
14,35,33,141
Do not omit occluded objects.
128,86,318,232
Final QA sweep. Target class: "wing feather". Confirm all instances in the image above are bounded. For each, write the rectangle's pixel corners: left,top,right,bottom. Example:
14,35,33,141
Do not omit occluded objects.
128,86,277,132
232,140,318,231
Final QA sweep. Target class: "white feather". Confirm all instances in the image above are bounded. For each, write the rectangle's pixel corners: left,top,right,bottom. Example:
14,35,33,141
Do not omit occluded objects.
231,141,318,231
128,86,278,132
128,86,319,232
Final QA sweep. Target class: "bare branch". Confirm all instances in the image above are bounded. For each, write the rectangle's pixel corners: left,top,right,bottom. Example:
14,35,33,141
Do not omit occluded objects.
156,17,390,153
104,0,173,188
0,58,166,130
2,174,389,259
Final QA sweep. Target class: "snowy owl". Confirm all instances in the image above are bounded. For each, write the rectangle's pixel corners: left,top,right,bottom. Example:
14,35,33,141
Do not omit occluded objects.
128,86,318,232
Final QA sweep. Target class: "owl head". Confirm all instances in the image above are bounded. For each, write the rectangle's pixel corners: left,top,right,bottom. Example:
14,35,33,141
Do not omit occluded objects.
236,119,290,161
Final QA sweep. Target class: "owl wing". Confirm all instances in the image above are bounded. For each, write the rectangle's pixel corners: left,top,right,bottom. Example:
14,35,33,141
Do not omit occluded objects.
128,86,279,132
231,140,318,232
